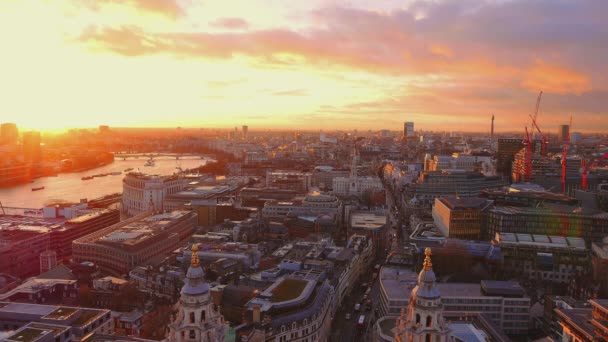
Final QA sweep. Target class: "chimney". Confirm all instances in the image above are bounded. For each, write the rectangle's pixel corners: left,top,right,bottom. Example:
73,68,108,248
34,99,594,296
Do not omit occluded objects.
252,303,261,323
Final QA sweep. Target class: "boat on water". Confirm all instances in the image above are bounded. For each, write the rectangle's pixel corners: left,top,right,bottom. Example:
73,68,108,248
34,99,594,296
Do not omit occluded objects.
124,168,134,172
144,158,155,167
31,186,45,191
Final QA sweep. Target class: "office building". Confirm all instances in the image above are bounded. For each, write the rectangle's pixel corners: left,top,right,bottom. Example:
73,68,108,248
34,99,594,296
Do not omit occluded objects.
23,131,42,162
497,138,524,178
265,170,312,192
403,121,415,138
0,265,79,303
432,196,493,240
121,172,189,217
558,124,570,142
167,245,226,342
592,238,608,295
385,251,530,337
485,205,608,243
39,250,58,274
556,299,608,342
0,223,54,278
401,171,507,208
311,167,350,190
262,193,342,219
51,209,120,261
570,132,582,144
496,232,589,283
242,125,248,138
162,185,235,211
0,302,113,340
349,211,388,253
332,175,383,197
0,122,18,145
72,211,196,276
239,187,300,207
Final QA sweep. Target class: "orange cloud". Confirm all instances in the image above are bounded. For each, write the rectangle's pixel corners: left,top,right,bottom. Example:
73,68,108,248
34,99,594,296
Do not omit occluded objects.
521,60,591,95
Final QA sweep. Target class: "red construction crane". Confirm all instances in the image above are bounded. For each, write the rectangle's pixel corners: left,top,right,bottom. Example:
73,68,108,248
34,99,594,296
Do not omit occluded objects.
561,115,572,194
528,91,548,155
582,152,608,190
524,126,532,182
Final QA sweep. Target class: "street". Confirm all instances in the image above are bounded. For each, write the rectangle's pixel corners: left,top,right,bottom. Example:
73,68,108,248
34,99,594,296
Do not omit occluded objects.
330,253,385,341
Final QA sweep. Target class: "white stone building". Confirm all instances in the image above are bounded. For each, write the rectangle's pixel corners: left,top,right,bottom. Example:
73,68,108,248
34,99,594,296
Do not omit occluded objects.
166,245,226,342
122,172,188,217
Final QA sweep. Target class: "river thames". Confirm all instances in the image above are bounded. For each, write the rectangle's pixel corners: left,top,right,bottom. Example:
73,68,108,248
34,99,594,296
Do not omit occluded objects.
0,156,209,208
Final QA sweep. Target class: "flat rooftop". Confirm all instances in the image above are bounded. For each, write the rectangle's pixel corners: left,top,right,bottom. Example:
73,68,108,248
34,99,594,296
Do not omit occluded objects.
96,210,191,246
269,278,308,303
497,233,586,250
436,283,482,297
66,209,114,224
5,327,51,342
481,280,525,297
0,302,57,316
438,196,492,210
379,266,418,301
350,212,387,229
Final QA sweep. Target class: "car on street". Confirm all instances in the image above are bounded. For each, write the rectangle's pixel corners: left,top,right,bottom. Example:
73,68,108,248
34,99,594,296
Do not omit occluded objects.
345,313,351,320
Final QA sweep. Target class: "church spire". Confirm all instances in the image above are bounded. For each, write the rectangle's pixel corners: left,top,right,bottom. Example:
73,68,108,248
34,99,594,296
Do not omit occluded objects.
394,247,452,342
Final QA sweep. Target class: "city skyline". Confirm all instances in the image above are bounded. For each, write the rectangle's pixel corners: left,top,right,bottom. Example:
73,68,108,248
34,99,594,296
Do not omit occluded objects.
1,0,607,132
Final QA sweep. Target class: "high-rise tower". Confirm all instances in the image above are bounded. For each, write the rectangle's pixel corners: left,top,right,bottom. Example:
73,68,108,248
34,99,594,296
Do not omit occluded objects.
491,114,495,140
394,248,452,342
166,244,225,342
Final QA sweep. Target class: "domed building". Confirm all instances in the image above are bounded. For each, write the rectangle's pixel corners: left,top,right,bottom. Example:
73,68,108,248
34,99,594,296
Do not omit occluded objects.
394,248,453,342
166,244,226,342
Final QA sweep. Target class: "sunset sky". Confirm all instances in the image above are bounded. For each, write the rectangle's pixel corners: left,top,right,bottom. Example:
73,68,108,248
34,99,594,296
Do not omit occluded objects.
0,0,606,132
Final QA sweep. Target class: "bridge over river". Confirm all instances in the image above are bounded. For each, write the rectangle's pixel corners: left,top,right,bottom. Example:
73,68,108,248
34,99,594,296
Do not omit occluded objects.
113,153,214,160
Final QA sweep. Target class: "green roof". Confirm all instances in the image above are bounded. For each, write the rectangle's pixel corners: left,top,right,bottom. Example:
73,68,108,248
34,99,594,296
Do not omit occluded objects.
6,328,48,342
73,309,102,326
270,279,307,303
43,307,77,320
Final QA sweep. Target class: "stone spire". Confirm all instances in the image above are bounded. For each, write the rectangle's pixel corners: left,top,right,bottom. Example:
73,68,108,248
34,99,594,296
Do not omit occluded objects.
166,244,225,342
394,248,452,342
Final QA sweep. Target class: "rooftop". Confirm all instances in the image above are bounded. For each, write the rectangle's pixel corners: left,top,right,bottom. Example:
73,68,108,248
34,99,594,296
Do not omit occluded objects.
497,233,586,250
66,209,115,224
43,307,78,320
350,212,387,230
555,308,594,340
480,280,525,297
438,196,492,210
379,266,418,301
95,210,192,246
269,278,308,303
436,283,482,297
5,327,50,342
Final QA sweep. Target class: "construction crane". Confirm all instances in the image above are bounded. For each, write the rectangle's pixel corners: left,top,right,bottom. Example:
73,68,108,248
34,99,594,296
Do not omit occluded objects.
528,91,548,155
561,115,572,194
524,126,532,182
582,152,608,190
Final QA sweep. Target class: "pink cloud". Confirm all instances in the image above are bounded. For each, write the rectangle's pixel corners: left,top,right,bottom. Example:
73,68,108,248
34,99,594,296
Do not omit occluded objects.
210,18,249,30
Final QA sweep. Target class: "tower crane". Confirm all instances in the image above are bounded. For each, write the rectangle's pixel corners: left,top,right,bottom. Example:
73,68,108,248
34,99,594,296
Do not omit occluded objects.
582,153,608,190
561,115,572,194
528,91,548,155
524,126,532,182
